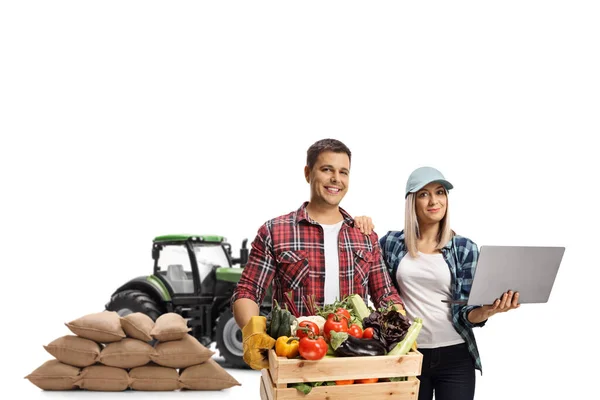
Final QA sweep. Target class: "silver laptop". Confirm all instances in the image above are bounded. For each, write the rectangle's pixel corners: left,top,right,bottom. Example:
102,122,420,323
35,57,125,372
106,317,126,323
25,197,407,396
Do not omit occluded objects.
445,245,565,306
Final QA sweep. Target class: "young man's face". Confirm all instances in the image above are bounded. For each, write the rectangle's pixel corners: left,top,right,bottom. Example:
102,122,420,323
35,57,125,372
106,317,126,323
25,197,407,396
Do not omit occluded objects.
415,182,447,225
304,151,350,208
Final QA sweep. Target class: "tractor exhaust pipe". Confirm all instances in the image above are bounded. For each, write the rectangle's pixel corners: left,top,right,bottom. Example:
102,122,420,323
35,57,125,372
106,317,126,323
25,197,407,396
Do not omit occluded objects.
232,239,249,267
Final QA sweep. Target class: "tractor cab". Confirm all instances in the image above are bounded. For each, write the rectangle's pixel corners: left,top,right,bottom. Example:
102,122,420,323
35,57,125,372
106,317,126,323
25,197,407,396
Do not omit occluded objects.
151,235,248,298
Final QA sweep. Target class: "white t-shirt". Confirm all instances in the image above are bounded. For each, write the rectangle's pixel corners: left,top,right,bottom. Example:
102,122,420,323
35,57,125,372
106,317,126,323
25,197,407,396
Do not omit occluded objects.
321,221,343,304
396,251,465,348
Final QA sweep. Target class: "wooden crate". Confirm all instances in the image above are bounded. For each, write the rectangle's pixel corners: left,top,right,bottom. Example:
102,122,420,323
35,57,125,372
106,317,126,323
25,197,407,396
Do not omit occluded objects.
260,348,422,400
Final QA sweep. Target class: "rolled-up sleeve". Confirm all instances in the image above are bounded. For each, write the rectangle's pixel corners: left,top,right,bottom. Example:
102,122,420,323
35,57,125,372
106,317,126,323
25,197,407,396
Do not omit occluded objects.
458,241,487,328
231,223,277,307
368,232,403,309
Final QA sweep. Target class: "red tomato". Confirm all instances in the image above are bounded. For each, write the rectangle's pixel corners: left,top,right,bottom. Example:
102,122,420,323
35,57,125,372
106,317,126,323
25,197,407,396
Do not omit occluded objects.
298,335,328,360
323,313,349,341
295,320,319,340
334,307,351,321
362,327,375,339
347,324,363,338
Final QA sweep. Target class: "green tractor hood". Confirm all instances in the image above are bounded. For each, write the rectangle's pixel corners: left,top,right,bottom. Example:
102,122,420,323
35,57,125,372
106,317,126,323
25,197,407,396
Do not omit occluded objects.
216,267,243,283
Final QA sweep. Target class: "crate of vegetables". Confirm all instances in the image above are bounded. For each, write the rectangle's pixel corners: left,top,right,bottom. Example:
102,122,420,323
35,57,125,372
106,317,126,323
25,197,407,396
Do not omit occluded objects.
259,294,423,400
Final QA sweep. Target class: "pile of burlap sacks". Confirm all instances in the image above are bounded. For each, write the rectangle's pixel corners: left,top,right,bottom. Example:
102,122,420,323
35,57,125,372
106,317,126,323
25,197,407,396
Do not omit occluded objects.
25,311,241,391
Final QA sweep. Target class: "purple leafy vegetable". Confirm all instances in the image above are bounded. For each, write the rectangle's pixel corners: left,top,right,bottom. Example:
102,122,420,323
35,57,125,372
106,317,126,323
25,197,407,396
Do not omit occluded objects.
362,309,411,352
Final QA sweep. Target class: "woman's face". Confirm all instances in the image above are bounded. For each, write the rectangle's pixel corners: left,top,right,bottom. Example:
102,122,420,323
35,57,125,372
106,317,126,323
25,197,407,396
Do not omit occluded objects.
415,182,447,225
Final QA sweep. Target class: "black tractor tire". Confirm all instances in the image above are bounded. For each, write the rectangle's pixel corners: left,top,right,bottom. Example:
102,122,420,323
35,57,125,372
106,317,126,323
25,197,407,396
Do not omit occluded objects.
216,309,247,368
105,289,164,321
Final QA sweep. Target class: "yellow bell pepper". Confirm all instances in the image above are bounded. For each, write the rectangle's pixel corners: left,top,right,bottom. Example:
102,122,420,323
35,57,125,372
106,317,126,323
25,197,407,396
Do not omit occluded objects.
275,336,299,359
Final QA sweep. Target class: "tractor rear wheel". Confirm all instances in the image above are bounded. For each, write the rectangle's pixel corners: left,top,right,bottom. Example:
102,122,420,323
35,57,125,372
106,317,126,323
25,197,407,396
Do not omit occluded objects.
216,309,247,368
105,289,164,321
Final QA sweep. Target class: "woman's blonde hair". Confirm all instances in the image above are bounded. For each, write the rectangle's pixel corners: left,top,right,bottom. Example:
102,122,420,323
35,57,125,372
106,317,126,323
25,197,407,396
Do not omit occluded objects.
404,191,453,258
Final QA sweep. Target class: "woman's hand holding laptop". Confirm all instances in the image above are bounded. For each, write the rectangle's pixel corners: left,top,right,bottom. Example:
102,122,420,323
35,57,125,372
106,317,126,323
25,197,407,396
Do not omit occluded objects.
467,290,521,324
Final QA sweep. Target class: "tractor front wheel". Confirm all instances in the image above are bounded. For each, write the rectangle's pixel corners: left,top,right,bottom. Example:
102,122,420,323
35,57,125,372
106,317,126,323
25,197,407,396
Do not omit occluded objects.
105,289,164,321
215,309,247,368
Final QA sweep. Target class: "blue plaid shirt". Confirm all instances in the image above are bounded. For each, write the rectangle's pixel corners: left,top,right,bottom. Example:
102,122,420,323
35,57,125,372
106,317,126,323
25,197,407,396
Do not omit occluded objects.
380,230,486,373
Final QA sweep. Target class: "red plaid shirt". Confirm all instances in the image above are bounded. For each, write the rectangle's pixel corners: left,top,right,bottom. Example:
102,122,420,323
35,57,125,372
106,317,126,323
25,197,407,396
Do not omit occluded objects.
232,202,403,316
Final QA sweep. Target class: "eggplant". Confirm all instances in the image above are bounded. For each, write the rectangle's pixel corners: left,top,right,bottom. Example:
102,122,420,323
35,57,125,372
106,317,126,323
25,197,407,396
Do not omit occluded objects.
333,334,387,357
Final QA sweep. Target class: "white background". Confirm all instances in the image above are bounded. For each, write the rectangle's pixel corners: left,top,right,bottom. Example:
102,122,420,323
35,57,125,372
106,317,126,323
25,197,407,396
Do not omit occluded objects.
1,1,598,399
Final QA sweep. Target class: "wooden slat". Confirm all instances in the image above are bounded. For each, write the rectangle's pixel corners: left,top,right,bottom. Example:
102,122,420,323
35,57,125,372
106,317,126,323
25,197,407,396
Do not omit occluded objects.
268,349,279,383
261,369,275,400
277,380,419,400
268,349,423,384
266,377,419,400
260,377,269,400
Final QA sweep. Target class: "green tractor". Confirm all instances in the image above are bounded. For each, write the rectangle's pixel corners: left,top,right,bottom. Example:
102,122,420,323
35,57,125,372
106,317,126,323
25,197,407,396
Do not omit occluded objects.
104,234,270,368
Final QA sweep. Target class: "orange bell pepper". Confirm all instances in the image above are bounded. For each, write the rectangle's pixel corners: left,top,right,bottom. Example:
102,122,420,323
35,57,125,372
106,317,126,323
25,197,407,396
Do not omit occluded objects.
275,336,299,359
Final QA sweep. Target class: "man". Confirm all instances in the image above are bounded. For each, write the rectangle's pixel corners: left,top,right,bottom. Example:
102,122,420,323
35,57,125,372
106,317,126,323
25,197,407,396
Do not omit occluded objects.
231,138,404,370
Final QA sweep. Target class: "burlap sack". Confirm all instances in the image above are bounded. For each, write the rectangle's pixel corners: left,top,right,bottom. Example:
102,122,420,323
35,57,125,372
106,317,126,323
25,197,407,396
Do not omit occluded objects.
44,335,101,367
120,312,154,342
150,313,191,342
129,363,180,391
151,334,214,368
75,365,130,391
25,359,81,390
179,358,241,390
65,311,126,343
98,338,157,368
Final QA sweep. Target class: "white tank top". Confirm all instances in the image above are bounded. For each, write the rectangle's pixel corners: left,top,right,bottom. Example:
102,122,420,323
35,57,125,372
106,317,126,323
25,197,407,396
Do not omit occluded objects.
396,251,465,348
321,221,343,304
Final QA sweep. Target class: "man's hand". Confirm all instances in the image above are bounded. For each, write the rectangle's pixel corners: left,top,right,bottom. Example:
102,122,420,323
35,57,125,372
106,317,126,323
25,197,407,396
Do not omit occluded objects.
389,303,406,316
354,216,375,235
242,316,276,370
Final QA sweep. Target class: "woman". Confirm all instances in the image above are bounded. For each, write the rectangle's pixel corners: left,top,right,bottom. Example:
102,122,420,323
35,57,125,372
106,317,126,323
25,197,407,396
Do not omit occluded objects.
356,166,519,400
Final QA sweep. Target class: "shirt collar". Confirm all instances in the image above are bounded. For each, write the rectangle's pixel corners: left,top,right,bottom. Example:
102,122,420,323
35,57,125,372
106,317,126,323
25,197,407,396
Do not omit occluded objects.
442,237,453,250
296,201,354,226
397,229,454,251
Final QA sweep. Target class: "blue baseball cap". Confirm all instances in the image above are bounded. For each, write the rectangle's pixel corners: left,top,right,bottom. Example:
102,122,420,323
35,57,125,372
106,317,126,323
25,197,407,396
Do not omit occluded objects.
405,167,453,198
